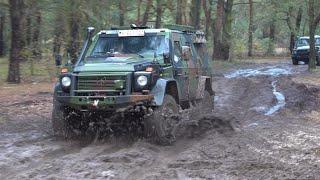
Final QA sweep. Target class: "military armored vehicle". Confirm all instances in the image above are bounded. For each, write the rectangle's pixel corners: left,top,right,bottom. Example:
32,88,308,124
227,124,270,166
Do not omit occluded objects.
52,25,214,145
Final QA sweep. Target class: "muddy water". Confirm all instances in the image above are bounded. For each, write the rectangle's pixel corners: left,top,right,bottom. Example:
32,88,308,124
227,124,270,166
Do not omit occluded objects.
225,65,291,78
2,61,320,179
265,80,286,116
225,65,290,116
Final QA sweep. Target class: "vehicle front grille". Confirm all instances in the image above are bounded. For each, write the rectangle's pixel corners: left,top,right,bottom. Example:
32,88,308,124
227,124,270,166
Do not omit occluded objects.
297,50,309,56
75,75,128,96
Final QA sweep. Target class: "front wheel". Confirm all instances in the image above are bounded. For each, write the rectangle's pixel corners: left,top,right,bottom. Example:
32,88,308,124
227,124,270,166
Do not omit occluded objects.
292,58,298,65
52,98,84,138
144,94,179,145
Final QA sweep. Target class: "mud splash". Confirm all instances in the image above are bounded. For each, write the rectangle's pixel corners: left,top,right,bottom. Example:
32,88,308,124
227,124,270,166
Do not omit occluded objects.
265,81,286,116
225,66,291,78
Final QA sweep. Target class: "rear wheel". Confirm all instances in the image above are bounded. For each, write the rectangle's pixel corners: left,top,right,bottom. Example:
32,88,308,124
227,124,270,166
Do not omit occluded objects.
190,90,214,120
199,90,214,114
144,94,179,145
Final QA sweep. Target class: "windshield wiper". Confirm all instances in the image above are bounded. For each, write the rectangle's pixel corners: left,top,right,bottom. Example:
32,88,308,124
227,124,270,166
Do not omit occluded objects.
136,53,144,58
94,52,107,54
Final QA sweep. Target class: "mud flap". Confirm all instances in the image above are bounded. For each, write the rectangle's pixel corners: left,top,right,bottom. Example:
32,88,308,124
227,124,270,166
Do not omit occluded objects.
196,76,208,99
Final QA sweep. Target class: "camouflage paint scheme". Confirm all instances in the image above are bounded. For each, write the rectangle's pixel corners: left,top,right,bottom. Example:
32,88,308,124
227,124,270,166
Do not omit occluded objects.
54,27,214,112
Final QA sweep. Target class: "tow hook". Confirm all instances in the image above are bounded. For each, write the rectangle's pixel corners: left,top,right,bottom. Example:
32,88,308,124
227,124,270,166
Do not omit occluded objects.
93,99,99,107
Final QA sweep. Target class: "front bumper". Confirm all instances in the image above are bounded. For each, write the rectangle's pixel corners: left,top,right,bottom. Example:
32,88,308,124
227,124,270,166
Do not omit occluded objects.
292,54,310,62
56,94,154,110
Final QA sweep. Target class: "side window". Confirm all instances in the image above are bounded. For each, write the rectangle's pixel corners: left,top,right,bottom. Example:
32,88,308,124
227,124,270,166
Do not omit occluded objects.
173,41,182,63
194,44,203,65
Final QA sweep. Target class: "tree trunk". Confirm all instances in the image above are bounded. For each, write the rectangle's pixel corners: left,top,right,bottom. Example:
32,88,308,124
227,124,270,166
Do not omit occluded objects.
53,12,65,57
202,0,212,38
155,0,162,28
7,0,25,83
119,0,125,26
142,0,153,26
176,0,182,24
213,0,224,60
248,0,253,57
32,7,41,57
309,24,316,70
267,0,276,55
262,25,269,38
0,15,5,56
289,32,295,53
221,0,234,60
69,17,80,64
68,1,81,64
136,0,142,24
308,0,317,71
267,20,275,55
26,15,31,47
190,0,201,29
288,7,303,53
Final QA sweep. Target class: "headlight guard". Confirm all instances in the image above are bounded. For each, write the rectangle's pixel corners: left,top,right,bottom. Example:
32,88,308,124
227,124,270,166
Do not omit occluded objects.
134,72,152,91
60,74,72,92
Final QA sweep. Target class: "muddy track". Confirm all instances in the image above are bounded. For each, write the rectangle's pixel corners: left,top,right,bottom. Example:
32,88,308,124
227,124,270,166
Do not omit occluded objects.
1,61,320,179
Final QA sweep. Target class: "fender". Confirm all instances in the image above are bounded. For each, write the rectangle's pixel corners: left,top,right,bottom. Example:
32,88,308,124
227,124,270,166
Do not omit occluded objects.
151,78,180,106
54,83,62,96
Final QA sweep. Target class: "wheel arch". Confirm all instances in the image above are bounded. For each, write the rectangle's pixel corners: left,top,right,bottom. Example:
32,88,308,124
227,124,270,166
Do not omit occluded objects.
165,80,179,104
151,78,180,106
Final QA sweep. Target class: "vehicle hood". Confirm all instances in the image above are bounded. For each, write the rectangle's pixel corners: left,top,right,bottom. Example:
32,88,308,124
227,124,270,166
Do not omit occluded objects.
74,57,153,72
296,46,320,50
296,46,310,50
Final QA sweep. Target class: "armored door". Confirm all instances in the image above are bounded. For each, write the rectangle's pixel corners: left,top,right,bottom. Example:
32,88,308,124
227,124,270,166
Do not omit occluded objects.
172,33,189,101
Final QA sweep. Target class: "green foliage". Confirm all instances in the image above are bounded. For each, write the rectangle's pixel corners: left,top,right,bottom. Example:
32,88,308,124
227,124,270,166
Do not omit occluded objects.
0,57,7,83
1,0,320,82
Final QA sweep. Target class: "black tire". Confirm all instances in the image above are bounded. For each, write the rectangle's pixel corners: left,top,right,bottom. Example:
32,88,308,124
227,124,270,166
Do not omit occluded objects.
52,98,67,137
144,94,179,145
292,59,298,65
52,98,81,138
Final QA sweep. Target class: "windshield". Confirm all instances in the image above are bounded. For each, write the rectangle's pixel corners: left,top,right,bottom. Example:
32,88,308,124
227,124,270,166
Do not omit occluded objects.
296,38,320,47
85,35,169,61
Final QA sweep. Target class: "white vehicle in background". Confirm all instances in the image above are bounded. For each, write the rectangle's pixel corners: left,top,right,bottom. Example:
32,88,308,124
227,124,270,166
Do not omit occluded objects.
291,36,320,65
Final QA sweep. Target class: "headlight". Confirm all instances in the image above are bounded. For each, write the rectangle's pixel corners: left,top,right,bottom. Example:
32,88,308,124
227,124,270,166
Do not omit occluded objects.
137,75,148,87
134,72,152,91
61,76,71,87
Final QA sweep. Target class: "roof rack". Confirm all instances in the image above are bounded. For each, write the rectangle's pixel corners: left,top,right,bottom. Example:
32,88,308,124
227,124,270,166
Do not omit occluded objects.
110,24,150,30
164,24,196,33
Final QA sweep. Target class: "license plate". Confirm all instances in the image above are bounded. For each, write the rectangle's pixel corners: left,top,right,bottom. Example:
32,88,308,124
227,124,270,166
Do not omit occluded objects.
118,30,145,37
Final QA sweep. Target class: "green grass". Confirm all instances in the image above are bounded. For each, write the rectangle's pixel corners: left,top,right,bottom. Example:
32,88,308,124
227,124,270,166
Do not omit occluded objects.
212,59,249,72
0,56,56,84
0,58,8,83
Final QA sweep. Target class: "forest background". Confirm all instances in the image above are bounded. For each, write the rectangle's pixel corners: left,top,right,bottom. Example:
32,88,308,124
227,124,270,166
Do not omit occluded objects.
0,0,319,83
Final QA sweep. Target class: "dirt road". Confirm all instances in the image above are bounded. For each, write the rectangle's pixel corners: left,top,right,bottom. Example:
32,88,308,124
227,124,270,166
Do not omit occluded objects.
1,60,320,179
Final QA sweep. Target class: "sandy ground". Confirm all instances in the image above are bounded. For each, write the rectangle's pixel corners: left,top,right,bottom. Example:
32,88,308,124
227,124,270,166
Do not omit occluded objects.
1,59,320,179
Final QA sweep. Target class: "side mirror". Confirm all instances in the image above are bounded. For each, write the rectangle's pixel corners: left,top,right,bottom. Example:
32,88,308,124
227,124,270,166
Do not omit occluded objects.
65,53,73,66
163,52,170,64
182,46,191,61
